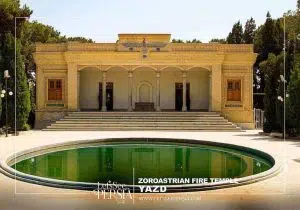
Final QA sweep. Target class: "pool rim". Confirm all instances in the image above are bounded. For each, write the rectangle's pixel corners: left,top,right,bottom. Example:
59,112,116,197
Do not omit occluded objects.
0,137,282,192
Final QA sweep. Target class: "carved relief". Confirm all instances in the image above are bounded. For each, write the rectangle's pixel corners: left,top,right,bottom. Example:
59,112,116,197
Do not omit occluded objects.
222,64,251,71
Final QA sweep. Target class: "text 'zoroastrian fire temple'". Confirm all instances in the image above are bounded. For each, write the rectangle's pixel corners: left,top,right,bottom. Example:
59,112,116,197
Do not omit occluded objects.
33,34,257,129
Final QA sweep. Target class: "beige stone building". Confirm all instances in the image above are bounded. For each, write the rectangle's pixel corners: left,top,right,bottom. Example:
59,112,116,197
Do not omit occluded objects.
33,34,257,129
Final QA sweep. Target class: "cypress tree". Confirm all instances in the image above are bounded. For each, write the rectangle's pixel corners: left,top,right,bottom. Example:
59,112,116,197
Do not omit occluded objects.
1,33,31,131
260,54,279,133
243,17,256,44
227,21,244,44
287,60,300,135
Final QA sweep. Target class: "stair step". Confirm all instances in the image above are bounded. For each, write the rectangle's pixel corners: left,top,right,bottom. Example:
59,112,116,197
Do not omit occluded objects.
69,111,218,114
42,111,241,131
60,119,228,122
43,127,241,132
49,124,236,128
55,122,231,125
64,116,223,119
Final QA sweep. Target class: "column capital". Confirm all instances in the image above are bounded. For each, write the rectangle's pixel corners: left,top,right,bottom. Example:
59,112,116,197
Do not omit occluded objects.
156,71,160,78
212,64,222,71
182,71,187,78
128,71,133,78
67,63,78,72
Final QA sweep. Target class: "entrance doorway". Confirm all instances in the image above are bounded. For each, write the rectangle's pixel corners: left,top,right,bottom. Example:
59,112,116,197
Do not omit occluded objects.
99,82,113,111
139,83,151,102
175,83,190,111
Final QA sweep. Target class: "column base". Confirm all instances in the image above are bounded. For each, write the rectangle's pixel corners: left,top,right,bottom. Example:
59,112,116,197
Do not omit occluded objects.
182,106,187,112
128,107,133,112
101,106,107,112
156,107,161,112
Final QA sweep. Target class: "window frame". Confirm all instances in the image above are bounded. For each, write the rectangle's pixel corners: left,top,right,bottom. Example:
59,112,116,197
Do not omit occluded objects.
226,79,242,103
47,78,64,102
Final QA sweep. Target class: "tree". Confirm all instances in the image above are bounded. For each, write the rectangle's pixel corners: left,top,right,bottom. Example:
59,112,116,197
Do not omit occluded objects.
226,21,243,44
253,13,284,109
209,38,227,44
172,39,184,43
297,0,300,10
0,0,32,130
260,54,280,132
0,0,31,127
260,12,282,60
0,33,31,130
287,64,300,135
0,0,32,38
186,39,201,43
243,17,256,44
15,38,31,130
66,37,94,43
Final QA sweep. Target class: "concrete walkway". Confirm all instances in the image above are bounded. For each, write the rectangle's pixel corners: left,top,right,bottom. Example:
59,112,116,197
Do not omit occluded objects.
0,130,299,210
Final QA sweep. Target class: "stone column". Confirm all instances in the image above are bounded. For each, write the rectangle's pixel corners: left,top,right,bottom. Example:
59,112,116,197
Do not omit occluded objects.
77,72,80,111
211,64,222,111
128,71,133,111
208,71,212,111
182,71,187,111
36,66,44,110
67,63,78,110
156,71,161,111
101,71,107,112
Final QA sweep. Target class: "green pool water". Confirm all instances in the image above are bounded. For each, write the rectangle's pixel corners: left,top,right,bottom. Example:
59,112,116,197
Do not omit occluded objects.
12,141,272,185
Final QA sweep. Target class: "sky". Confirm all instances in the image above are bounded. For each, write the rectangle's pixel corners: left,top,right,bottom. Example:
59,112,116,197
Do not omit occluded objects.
20,0,296,43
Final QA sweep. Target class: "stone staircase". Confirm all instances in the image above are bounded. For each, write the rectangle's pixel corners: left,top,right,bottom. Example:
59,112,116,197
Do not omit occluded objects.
43,112,242,131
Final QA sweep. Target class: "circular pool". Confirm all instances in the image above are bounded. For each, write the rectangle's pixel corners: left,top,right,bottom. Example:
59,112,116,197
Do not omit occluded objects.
1,138,280,192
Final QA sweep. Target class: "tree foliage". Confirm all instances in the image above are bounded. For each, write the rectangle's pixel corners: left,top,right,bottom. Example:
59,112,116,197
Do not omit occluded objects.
227,21,243,44
287,64,300,135
171,39,184,43
243,17,256,44
260,54,280,132
186,39,201,43
172,39,202,43
0,0,32,130
0,33,31,130
209,38,227,44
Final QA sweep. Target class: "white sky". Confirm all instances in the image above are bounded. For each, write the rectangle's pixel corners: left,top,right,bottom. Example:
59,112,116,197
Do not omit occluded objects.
21,0,296,43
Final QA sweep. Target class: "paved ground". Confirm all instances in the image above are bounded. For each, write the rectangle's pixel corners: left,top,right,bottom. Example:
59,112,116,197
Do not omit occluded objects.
0,130,299,210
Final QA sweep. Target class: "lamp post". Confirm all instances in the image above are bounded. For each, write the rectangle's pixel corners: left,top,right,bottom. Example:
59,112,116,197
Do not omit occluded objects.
2,70,13,137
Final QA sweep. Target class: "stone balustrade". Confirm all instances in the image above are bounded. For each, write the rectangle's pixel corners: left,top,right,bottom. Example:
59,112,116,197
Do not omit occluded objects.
35,42,253,53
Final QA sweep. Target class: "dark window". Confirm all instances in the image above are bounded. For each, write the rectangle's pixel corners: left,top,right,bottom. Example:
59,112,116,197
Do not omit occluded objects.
228,82,233,90
49,81,55,89
56,80,61,88
156,48,160,51
129,47,133,51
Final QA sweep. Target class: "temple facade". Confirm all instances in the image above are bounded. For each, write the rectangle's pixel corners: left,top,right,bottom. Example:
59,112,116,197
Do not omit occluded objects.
33,34,257,129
